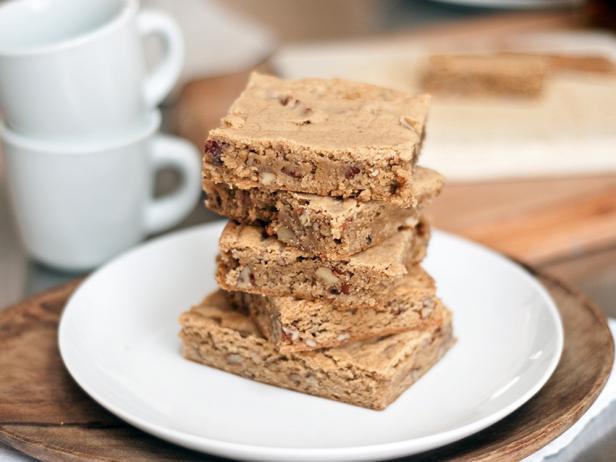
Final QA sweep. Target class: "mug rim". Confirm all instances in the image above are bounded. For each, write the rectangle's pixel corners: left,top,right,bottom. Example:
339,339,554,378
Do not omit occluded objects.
0,0,137,57
1,111,161,154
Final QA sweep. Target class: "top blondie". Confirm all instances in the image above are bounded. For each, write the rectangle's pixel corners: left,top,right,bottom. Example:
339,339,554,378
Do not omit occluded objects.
203,73,430,206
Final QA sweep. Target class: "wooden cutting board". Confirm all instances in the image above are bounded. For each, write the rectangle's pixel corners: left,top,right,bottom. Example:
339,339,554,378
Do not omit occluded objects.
429,175,616,264
0,269,612,462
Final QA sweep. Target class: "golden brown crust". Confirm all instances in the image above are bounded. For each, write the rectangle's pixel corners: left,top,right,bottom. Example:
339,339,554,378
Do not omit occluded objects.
203,72,431,205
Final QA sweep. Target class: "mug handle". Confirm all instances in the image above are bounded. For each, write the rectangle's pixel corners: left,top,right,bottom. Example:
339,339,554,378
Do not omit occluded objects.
138,10,185,107
145,135,201,235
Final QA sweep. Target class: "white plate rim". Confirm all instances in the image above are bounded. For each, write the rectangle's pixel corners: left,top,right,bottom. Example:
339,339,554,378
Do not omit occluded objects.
58,224,564,462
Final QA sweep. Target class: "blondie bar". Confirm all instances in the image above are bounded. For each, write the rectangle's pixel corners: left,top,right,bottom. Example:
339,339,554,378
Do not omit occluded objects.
217,220,429,307
179,290,453,410
228,266,439,353
421,54,547,97
203,73,430,206
204,166,443,258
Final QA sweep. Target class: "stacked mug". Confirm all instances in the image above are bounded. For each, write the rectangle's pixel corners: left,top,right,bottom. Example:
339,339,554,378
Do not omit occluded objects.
0,0,201,271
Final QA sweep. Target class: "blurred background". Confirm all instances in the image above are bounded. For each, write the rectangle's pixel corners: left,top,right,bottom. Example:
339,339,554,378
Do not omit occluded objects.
0,1,616,460
1,0,615,312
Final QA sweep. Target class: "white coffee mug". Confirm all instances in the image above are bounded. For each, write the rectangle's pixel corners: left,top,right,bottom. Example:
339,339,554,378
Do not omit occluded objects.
0,0,183,140
1,111,201,271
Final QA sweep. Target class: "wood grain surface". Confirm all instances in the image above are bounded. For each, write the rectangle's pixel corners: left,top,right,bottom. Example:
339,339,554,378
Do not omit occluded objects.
429,176,616,265
0,271,612,462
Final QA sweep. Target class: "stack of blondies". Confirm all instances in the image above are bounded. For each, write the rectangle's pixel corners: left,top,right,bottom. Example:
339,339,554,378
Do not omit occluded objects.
179,73,454,410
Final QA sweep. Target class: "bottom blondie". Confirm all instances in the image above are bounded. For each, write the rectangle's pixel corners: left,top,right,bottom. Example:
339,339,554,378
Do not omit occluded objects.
179,290,454,410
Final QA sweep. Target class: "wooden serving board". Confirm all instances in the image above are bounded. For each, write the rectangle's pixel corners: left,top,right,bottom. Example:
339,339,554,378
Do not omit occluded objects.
0,269,613,462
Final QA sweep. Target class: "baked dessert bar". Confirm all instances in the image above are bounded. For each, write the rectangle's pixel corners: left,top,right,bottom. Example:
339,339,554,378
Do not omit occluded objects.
542,53,615,74
421,54,547,97
228,266,439,353
498,52,614,74
203,72,430,206
204,166,443,258
179,290,454,410
216,219,430,307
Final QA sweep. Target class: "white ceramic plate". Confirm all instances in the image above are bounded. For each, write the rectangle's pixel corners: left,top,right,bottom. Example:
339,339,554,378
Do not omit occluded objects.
59,222,563,462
